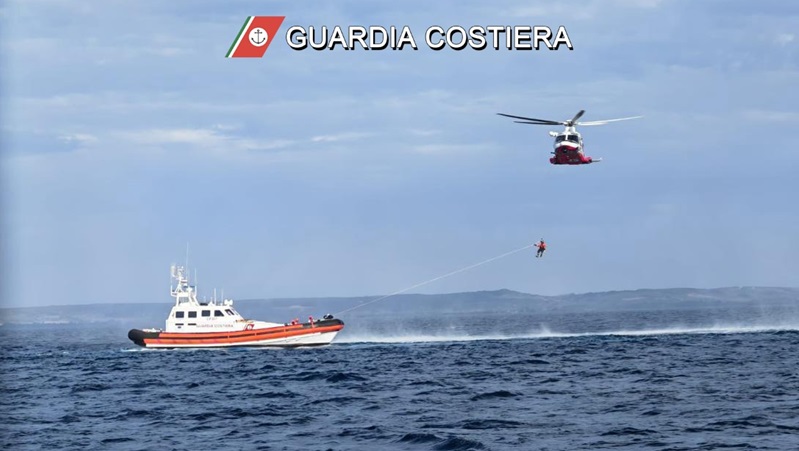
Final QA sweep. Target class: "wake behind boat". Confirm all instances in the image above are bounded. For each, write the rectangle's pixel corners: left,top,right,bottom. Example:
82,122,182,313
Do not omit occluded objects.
128,265,344,348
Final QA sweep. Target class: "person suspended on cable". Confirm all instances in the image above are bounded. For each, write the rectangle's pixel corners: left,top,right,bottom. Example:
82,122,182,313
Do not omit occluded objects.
535,239,546,258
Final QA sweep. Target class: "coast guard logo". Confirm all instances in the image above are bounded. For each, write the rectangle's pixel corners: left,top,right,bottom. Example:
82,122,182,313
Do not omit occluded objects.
249,28,268,47
226,16,285,58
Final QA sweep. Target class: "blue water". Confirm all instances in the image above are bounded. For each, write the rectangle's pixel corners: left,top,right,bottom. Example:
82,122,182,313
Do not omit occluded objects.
2,309,799,450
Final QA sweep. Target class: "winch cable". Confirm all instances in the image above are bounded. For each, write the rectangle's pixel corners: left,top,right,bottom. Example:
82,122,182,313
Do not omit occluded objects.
333,242,538,316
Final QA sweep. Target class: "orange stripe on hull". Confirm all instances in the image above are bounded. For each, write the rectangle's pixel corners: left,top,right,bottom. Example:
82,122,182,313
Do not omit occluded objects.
157,324,306,339
143,324,343,346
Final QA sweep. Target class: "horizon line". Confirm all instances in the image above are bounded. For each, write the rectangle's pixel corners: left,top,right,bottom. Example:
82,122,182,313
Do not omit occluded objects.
2,285,796,311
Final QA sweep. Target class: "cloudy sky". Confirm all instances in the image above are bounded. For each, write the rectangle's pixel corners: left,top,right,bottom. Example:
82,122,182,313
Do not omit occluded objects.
2,0,798,307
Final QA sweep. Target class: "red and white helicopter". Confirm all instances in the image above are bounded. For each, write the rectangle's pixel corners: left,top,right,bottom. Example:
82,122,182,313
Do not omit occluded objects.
497,110,642,165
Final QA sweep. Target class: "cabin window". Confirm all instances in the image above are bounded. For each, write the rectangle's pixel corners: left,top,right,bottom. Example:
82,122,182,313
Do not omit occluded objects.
555,135,565,143
214,310,224,317
566,135,580,143
225,309,235,316
202,310,211,317
188,311,197,318
175,311,185,318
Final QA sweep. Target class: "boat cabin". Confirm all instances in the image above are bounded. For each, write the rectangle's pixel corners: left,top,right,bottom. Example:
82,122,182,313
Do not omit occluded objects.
166,301,246,332
164,265,248,332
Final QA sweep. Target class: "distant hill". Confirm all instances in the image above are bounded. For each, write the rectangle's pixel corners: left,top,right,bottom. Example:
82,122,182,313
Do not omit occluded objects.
1,286,797,326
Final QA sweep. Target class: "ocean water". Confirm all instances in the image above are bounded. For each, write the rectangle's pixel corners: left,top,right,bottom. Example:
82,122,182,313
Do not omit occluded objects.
2,308,799,450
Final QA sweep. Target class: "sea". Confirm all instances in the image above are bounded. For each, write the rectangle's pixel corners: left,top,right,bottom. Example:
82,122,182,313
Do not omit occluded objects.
2,307,799,450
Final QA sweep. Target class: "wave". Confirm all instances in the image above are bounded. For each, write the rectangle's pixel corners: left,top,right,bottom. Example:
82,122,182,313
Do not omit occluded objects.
338,323,799,344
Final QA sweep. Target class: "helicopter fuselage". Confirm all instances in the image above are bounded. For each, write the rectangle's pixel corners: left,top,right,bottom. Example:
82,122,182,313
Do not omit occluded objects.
548,129,597,165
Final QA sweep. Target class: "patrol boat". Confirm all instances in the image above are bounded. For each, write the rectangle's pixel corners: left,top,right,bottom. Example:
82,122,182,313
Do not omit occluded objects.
127,265,344,348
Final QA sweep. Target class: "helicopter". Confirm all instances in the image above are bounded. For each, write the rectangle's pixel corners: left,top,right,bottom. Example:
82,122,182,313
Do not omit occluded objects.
497,110,642,165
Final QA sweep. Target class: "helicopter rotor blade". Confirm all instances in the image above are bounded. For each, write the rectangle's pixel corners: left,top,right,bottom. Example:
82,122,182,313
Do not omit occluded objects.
497,113,562,125
568,110,585,125
576,115,643,126
513,120,556,125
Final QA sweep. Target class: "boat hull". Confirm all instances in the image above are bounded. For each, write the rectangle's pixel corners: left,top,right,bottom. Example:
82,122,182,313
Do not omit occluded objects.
128,318,344,348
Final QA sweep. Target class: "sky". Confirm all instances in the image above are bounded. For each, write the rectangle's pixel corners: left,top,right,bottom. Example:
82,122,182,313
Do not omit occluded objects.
2,0,798,308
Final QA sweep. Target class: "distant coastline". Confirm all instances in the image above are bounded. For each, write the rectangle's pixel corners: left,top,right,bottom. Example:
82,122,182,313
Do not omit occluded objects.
2,286,797,326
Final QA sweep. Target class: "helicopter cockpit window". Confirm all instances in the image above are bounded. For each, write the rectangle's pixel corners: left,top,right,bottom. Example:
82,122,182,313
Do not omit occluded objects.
565,135,580,143
555,135,566,143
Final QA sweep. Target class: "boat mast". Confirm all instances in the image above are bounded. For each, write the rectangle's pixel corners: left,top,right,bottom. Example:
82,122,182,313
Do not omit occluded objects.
170,264,198,306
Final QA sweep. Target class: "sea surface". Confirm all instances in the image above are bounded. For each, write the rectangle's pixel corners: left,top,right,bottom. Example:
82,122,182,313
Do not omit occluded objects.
2,307,799,450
